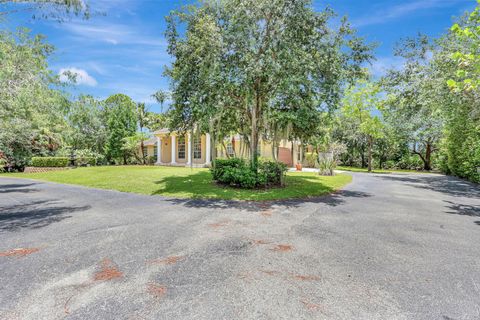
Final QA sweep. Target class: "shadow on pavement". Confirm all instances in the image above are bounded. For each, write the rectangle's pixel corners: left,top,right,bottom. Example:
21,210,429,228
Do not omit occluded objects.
0,182,40,194
164,189,372,212
377,174,480,199
0,200,91,232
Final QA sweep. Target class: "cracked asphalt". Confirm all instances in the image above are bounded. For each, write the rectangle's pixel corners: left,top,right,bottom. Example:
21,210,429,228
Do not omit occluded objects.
0,172,479,320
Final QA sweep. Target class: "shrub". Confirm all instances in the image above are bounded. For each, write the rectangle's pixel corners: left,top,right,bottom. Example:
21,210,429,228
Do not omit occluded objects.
211,158,287,189
304,152,318,167
318,152,335,176
257,160,287,186
31,157,69,167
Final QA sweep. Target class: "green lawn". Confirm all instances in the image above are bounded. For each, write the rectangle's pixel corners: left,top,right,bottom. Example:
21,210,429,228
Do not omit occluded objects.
337,165,435,174
2,166,352,201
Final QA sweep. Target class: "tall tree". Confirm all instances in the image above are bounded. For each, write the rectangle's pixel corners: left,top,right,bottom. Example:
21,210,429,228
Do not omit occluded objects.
151,90,169,113
382,36,444,171
165,0,373,171
341,81,384,172
0,28,68,169
104,94,137,164
65,95,106,155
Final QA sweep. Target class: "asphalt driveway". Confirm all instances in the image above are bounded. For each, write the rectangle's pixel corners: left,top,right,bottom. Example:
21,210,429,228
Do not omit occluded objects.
1,172,479,320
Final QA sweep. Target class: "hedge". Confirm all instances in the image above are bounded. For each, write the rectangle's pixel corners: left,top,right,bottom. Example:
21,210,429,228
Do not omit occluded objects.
211,158,287,189
31,157,69,167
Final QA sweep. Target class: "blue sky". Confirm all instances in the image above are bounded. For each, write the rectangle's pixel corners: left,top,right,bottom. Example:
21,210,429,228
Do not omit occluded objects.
4,0,477,112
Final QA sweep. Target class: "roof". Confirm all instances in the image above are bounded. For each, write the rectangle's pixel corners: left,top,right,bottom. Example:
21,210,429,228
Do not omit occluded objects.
153,128,170,134
142,137,157,146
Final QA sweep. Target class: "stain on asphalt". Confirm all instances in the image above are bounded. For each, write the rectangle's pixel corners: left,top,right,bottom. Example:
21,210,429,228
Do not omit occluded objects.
93,259,123,281
147,255,184,265
0,247,40,257
270,244,294,252
147,283,167,299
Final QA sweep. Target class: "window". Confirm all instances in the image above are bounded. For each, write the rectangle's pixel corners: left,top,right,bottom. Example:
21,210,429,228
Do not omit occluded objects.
226,142,235,157
153,143,158,161
297,145,302,161
194,137,202,159
142,146,147,158
177,136,186,159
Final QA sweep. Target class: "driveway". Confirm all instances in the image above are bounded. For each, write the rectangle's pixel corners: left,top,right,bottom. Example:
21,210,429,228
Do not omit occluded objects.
0,173,479,320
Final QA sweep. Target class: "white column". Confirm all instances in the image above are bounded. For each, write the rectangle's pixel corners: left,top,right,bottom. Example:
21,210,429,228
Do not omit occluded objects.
171,135,176,164
156,136,162,164
205,133,211,165
187,133,192,165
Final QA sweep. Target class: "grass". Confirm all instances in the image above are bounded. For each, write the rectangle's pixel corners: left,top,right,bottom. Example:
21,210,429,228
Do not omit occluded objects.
337,165,436,174
1,166,352,201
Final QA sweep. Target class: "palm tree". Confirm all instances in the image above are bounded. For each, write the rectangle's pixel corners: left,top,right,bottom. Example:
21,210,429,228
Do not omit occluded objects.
151,90,169,113
137,102,149,164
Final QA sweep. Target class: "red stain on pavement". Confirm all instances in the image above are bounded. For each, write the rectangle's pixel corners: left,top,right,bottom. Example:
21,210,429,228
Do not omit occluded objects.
208,220,230,228
147,283,167,299
301,299,321,311
0,247,40,257
270,244,293,252
93,259,123,281
293,274,321,281
147,255,184,265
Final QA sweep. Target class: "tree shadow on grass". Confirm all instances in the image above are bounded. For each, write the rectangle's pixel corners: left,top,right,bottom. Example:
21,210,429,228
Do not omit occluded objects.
377,174,480,199
152,171,369,211
0,182,40,194
0,200,91,232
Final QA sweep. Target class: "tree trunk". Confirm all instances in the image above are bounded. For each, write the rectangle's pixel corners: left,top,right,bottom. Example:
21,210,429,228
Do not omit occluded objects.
251,86,260,172
367,135,373,173
424,143,432,171
140,140,146,165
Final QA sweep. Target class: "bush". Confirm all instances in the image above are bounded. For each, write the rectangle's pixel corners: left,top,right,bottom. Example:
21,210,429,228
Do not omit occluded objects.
318,152,335,176
304,152,318,167
211,158,287,189
31,157,69,167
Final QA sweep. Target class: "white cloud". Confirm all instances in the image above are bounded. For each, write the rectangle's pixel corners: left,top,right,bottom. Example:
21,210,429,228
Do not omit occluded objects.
369,57,405,78
61,21,165,46
59,67,98,86
352,0,468,27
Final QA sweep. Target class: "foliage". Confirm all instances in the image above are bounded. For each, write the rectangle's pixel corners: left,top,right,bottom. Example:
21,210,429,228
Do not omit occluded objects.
318,153,336,176
64,95,106,155
304,152,318,168
31,157,69,167
341,81,384,172
448,1,480,92
211,158,287,189
381,36,444,171
104,94,137,164
165,0,374,172
0,28,68,170
0,0,90,21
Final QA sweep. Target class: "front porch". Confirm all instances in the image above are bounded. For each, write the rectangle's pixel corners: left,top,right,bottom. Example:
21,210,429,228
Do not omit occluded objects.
154,130,211,167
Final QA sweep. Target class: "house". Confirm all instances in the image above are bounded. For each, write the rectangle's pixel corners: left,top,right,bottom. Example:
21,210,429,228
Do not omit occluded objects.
139,128,305,167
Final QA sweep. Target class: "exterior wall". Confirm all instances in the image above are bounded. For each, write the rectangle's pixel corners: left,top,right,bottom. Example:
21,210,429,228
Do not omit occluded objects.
161,136,172,163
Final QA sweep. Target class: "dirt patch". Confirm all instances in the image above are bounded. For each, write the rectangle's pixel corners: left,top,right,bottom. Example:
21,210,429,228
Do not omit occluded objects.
147,255,184,265
270,244,294,252
93,259,123,281
292,274,321,281
0,247,40,257
147,283,167,299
